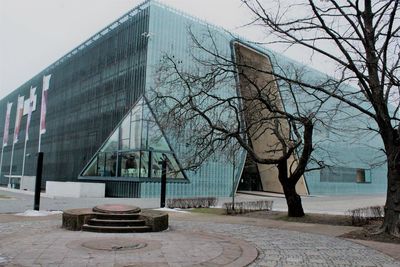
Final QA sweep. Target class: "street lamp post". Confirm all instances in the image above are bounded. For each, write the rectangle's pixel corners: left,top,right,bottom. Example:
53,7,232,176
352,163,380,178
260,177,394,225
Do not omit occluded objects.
34,152,43,211
160,154,167,208
232,159,235,211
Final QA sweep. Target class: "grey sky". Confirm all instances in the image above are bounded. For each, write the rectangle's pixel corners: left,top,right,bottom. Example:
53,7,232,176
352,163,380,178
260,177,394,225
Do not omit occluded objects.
0,0,330,99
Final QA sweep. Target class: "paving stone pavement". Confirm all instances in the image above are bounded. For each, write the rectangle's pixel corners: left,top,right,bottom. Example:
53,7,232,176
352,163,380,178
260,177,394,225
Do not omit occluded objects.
172,221,400,267
0,217,399,267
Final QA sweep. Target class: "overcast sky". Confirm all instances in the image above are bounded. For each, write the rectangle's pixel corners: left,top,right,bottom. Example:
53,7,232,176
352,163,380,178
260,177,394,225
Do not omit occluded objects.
0,0,329,99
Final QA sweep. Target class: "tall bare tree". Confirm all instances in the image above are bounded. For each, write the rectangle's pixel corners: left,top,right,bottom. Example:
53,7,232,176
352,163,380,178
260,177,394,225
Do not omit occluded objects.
242,0,400,236
151,34,327,217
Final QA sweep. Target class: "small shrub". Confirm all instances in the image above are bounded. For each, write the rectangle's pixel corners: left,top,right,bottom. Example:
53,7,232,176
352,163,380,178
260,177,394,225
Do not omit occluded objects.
347,206,384,226
223,200,273,215
166,197,217,209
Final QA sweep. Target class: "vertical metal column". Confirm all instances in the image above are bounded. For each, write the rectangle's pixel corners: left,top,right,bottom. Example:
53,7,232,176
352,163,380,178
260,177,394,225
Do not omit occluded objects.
34,152,43,211
160,154,167,208
232,160,235,211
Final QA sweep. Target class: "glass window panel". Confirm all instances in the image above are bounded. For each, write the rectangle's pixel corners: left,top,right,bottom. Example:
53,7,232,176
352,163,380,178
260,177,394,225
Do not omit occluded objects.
101,130,119,152
151,152,164,178
82,152,115,177
165,153,184,179
119,151,140,177
121,138,130,150
82,155,100,176
142,100,152,121
131,98,143,119
105,152,118,177
150,152,184,179
147,121,170,151
130,119,142,149
141,120,149,149
119,100,144,149
120,116,131,140
139,151,149,178
131,105,142,121
97,153,107,176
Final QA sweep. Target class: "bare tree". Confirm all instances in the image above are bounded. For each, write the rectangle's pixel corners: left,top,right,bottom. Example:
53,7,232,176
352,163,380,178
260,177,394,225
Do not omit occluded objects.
151,33,327,217
242,0,400,236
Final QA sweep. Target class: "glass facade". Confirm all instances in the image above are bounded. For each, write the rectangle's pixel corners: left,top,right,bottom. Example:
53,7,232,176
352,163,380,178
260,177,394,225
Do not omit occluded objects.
81,97,185,180
0,0,387,197
0,4,150,188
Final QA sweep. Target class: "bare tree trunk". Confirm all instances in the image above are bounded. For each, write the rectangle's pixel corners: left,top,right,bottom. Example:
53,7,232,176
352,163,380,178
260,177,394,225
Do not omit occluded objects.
278,160,305,217
378,148,400,237
283,182,305,217
371,121,400,236
363,1,400,237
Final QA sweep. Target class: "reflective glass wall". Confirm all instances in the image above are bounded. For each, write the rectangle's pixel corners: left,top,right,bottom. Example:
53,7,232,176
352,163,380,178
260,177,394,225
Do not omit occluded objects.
0,4,150,186
142,2,246,198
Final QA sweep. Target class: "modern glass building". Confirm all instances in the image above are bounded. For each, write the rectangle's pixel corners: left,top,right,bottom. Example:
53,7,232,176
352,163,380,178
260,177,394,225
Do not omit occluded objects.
0,0,387,197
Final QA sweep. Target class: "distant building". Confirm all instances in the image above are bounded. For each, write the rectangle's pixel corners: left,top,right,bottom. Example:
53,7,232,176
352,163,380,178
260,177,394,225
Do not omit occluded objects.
0,1,386,197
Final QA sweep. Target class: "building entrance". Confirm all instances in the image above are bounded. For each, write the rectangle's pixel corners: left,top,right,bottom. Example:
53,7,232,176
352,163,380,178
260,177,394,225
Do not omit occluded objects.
237,154,263,191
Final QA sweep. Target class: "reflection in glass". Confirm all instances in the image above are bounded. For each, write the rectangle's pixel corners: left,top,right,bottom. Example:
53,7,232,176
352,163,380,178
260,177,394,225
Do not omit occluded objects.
82,152,119,177
83,155,99,176
121,139,130,150
147,121,170,151
130,119,141,149
120,116,130,140
139,151,149,178
106,152,118,176
165,153,185,179
152,152,164,178
151,152,184,179
119,151,140,177
102,131,119,152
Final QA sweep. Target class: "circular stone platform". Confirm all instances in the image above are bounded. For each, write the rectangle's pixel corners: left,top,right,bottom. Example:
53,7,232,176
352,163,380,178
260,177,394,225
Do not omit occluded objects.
64,231,258,266
92,204,141,214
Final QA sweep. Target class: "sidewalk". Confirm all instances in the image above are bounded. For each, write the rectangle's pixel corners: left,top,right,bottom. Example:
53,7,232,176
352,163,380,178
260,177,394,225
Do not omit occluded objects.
1,187,397,266
0,211,399,266
170,211,400,262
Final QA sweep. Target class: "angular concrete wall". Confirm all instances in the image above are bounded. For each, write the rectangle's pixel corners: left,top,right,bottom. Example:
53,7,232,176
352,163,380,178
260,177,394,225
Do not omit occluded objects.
234,43,308,195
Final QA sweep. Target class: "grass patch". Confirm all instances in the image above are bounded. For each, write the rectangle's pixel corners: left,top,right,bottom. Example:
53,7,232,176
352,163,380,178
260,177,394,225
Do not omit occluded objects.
223,200,273,214
189,208,353,226
273,213,353,226
190,208,399,245
237,210,353,226
340,219,400,244
0,194,11,199
189,208,226,215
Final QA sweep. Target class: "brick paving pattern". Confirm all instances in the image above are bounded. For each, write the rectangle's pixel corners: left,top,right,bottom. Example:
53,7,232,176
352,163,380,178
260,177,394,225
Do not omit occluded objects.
172,221,400,267
0,220,257,266
0,218,399,266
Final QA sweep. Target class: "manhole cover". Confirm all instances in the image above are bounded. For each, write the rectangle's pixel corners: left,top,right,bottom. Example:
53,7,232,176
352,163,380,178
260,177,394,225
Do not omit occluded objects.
82,239,147,251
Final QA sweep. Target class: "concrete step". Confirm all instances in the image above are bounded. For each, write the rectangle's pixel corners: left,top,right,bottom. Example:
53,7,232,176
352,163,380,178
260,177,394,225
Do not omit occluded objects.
94,213,141,220
82,224,152,233
88,218,146,227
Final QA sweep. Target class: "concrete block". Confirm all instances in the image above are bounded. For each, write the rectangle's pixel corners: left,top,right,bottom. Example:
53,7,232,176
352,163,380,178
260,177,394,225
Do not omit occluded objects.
46,181,105,198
